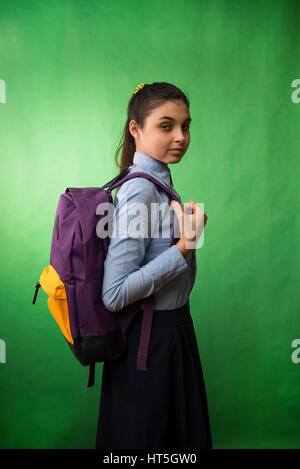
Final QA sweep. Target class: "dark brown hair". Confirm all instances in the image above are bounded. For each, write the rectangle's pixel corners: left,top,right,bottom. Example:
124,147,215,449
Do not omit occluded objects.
114,82,190,175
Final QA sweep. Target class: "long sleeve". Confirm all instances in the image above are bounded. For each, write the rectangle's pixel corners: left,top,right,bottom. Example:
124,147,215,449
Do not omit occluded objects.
102,179,189,313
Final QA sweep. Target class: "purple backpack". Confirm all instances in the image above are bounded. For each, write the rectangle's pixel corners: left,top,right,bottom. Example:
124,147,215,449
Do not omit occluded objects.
32,168,182,387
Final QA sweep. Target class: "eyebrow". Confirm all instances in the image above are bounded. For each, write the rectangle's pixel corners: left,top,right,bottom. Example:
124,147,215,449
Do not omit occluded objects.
159,116,192,123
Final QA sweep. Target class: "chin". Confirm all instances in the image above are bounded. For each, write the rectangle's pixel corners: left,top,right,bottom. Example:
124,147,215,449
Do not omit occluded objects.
168,156,183,164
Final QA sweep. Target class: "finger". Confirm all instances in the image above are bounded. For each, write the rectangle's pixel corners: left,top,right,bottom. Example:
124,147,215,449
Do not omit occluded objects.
170,200,182,221
171,200,181,211
184,204,193,214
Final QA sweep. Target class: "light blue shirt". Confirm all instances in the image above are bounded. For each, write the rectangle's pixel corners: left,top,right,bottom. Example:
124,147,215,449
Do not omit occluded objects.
102,151,197,312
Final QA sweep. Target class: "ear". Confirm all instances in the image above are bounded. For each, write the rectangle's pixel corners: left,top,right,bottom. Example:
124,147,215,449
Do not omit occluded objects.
128,119,140,139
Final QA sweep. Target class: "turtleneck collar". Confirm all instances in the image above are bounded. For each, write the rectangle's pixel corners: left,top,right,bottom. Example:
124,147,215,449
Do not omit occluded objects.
132,151,173,188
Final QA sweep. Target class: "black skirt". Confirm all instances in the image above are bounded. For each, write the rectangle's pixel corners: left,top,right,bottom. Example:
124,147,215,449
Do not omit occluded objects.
95,302,213,450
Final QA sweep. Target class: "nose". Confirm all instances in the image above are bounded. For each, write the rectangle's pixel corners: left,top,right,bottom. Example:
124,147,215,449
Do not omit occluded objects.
174,129,186,143
174,133,185,143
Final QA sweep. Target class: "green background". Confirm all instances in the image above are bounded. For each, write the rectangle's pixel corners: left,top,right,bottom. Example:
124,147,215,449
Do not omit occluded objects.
0,0,299,449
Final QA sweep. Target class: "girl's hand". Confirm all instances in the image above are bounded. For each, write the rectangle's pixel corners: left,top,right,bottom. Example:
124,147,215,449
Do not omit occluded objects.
171,200,208,256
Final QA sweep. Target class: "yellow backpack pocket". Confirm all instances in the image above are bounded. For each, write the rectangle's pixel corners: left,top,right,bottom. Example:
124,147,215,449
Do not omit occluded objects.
39,265,74,344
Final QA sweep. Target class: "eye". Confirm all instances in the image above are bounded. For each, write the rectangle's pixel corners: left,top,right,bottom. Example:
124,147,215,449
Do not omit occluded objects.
161,124,190,130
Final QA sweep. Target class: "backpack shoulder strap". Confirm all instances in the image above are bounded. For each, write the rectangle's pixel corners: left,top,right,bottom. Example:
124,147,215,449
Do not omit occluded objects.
100,168,130,190
108,170,183,372
108,171,182,204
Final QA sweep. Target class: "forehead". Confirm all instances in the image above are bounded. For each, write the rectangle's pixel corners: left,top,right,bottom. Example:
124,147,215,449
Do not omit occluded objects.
149,100,190,121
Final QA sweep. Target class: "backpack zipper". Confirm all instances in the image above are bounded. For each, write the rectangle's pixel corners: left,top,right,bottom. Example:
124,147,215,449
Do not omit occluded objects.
32,282,41,304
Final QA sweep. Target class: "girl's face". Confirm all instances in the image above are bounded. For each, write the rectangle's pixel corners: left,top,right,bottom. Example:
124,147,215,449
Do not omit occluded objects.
129,100,191,165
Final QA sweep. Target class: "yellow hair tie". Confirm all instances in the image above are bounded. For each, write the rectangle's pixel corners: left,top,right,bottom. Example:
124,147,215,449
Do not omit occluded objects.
133,83,145,94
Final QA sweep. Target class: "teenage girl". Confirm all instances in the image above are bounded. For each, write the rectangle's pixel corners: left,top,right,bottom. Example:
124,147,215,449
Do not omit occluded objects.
95,82,212,450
